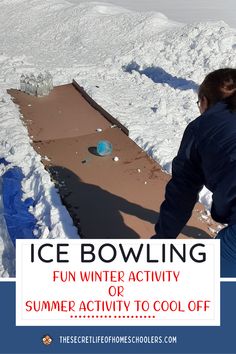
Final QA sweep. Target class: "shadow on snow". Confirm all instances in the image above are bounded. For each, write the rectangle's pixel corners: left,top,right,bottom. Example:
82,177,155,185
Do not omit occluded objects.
123,62,198,92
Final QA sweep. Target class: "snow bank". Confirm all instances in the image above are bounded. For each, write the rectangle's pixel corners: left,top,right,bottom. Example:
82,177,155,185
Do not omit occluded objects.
67,0,236,29
0,177,15,277
75,20,236,210
0,89,78,238
0,0,236,276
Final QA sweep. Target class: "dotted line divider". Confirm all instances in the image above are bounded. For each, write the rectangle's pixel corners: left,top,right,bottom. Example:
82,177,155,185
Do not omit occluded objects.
70,315,156,319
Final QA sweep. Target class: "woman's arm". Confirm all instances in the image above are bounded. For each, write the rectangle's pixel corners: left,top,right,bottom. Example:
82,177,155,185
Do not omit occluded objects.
153,122,204,238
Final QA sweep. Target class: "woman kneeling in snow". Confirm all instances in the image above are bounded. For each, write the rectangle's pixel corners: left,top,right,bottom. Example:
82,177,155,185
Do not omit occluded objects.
152,68,236,277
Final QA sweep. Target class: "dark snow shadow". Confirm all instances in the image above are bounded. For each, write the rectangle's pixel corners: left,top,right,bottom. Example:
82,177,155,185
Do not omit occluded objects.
123,62,198,91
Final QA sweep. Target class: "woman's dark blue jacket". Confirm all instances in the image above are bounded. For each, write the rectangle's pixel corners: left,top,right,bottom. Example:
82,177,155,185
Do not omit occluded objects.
155,100,236,238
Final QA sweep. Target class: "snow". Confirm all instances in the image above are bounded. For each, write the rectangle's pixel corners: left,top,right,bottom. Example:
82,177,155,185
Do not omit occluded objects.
68,0,236,29
74,20,236,172
0,177,15,277
0,0,236,276
0,87,77,239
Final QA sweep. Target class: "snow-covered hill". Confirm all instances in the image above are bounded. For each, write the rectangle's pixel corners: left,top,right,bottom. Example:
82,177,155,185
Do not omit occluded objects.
68,0,236,28
0,0,236,276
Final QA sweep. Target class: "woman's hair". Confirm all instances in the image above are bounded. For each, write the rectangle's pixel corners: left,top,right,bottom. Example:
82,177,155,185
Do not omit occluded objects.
199,68,236,111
